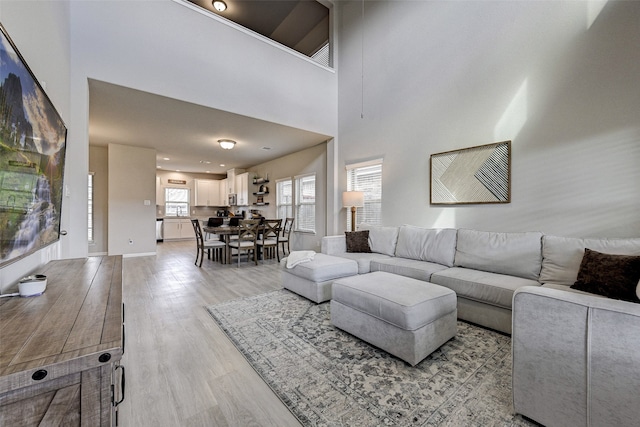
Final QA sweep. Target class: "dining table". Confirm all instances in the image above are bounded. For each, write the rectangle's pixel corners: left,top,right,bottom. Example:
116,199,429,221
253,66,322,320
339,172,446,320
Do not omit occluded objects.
203,224,265,264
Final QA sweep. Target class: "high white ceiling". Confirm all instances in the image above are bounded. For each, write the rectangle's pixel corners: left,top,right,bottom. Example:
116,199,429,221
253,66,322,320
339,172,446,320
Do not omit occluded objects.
88,79,332,174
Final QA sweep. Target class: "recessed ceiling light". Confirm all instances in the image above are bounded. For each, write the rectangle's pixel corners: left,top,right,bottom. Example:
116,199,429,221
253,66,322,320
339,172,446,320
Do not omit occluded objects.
163,157,170,161
213,0,227,12
157,166,161,169
220,164,225,167
199,160,211,164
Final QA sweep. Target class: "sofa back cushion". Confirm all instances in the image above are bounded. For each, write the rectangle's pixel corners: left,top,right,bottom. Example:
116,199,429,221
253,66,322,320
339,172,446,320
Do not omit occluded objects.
358,224,399,256
454,229,543,280
540,235,640,286
394,225,457,267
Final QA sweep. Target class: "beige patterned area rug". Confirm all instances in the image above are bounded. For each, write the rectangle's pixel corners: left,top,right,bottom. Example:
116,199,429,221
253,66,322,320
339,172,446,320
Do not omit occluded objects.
206,290,536,427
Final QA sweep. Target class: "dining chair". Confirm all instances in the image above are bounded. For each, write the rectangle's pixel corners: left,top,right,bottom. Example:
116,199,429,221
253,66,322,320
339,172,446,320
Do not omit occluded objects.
205,217,224,240
256,219,282,261
191,219,226,267
227,219,260,267
278,217,294,259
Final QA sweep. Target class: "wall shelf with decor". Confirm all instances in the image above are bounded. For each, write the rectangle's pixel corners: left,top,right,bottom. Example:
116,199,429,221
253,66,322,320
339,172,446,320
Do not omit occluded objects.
253,179,270,205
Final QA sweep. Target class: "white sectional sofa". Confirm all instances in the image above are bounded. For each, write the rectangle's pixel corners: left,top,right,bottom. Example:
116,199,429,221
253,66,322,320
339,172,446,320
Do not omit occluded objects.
322,225,547,334
322,224,640,426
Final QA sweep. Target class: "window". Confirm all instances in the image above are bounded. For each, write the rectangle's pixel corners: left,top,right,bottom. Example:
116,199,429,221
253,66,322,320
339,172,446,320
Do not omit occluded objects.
88,172,94,243
294,174,316,233
165,187,190,217
347,159,383,230
276,178,293,221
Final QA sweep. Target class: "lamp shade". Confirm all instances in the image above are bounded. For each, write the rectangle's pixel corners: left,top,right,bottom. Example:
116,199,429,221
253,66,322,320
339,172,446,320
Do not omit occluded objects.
342,191,364,208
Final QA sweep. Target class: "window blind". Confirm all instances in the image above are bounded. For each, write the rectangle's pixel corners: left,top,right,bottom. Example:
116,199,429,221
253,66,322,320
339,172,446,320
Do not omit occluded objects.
295,174,316,233
276,178,293,221
347,161,382,229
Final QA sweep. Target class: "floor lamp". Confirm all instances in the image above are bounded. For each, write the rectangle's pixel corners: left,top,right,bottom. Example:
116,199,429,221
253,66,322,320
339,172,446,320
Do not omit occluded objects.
343,191,364,232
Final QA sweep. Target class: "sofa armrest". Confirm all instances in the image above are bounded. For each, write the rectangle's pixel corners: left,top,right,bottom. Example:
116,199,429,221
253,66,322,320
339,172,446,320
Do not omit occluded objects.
512,286,640,427
321,235,346,255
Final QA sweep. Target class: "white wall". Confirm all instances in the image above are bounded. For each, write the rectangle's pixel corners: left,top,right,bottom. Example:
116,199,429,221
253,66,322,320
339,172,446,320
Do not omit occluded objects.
0,0,70,291
249,143,328,251
108,144,157,256
64,0,338,259
89,146,109,255
336,0,640,238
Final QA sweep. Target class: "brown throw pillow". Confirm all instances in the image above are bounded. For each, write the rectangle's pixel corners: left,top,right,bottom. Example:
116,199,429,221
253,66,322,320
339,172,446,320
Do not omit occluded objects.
345,230,372,253
570,248,640,303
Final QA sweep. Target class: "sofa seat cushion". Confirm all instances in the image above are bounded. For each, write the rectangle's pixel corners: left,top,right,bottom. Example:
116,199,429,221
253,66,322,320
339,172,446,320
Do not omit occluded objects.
431,267,540,309
454,229,543,280
371,257,450,282
332,271,456,331
333,252,392,274
284,253,359,283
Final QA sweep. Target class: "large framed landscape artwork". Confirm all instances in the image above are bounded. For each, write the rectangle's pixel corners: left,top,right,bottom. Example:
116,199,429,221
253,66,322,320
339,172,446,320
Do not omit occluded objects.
430,141,511,205
0,24,68,267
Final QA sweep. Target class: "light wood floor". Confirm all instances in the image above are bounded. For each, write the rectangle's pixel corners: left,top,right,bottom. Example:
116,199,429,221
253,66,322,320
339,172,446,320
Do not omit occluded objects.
118,240,301,427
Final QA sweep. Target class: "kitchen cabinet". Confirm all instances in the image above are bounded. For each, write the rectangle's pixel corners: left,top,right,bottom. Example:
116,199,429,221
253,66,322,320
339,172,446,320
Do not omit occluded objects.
236,172,249,206
0,256,125,426
219,178,229,206
163,218,192,239
194,179,221,207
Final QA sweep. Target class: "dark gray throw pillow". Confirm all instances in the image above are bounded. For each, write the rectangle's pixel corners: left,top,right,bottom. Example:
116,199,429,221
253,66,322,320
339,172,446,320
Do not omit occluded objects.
570,248,640,303
345,230,371,253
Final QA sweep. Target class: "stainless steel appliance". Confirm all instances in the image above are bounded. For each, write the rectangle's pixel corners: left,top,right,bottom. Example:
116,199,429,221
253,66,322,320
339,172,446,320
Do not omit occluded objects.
156,218,163,242
228,194,237,205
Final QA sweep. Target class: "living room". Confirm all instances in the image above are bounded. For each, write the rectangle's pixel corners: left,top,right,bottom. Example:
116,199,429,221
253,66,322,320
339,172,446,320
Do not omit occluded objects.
1,0,639,425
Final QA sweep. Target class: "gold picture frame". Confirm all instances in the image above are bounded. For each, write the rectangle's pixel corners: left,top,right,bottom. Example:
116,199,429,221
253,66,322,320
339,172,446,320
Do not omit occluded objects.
430,141,511,205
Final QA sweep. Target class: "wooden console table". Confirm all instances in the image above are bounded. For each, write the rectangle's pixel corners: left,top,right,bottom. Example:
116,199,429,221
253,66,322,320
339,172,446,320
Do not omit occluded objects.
0,256,125,426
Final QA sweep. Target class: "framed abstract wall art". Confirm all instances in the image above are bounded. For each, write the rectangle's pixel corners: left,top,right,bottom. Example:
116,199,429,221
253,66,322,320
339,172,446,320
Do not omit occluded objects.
430,141,511,205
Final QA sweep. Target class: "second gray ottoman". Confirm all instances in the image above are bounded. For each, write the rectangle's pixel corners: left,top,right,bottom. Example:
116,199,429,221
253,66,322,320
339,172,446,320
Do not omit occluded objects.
331,271,457,366
282,253,358,303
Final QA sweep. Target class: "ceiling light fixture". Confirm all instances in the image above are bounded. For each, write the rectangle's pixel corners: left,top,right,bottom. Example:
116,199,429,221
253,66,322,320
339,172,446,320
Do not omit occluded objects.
218,139,236,150
213,0,227,12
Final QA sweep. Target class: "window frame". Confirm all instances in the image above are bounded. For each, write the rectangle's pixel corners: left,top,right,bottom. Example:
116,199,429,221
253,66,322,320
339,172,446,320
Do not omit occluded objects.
346,159,383,230
294,173,316,234
164,187,190,217
276,178,293,221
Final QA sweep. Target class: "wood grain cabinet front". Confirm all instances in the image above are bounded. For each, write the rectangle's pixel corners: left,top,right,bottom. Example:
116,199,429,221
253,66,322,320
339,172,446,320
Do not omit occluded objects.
0,256,125,426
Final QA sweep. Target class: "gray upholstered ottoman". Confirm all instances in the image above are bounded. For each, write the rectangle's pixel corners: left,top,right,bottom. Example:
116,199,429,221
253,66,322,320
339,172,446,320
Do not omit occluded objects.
331,271,457,366
282,253,359,303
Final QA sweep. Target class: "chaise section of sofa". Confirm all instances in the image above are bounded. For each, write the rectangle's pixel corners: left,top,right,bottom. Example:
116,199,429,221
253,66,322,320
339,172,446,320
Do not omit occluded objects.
512,286,640,427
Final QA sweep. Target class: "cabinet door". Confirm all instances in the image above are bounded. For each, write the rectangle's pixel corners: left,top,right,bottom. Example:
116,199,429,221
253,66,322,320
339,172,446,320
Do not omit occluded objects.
236,173,249,206
194,180,211,206
219,179,228,206
209,181,221,206
163,220,181,239
180,219,194,238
